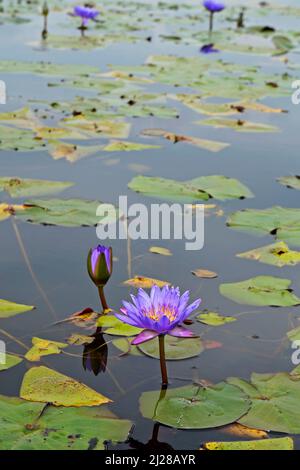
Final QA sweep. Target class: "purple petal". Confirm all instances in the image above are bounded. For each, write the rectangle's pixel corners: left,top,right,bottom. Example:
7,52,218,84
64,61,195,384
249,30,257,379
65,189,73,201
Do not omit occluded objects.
115,313,141,328
168,326,197,338
131,329,159,345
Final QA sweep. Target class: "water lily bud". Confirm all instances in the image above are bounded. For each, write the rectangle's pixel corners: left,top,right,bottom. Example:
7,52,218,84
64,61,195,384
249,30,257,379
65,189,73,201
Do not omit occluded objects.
42,2,49,16
87,245,112,287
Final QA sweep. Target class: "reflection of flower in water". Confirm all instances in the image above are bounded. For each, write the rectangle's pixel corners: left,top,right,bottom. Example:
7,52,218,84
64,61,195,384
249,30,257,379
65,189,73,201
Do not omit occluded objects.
82,328,108,376
200,43,219,54
128,423,174,451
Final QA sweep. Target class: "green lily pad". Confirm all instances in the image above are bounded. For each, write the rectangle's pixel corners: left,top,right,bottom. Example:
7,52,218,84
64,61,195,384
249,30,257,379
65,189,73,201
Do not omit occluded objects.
0,299,34,319
103,140,161,152
14,199,119,227
0,395,131,450
228,372,300,433
0,125,47,152
20,366,111,407
287,326,300,342
220,276,300,307
128,175,253,202
197,311,236,326
0,177,73,198
112,337,143,356
0,60,100,77
63,117,131,139
203,437,294,451
237,242,300,267
140,382,251,429
25,337,68,362
97,315,141,337
278,176,300,191
196,118,279,133
138,336,203,360
0,354,23,371
227,206,300,247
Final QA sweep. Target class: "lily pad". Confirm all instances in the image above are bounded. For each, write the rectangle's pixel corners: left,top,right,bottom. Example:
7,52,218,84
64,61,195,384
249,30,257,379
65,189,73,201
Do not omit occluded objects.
97,315,141,337
278,176,300,191
149,246,172,256
228,372,300,434
197,312,236,326
25,337,68,362
103,141,161,152
0,178,73,198
123,276,170,288
202,437,294,451
237,242,300,267
128,175,253,202
0,299,34,319
0,354,23,371
138,336,203,360
220,276,300,307
48,142,103,163
0,395,131,450
112,338,143,356
196,118,279,133
14,199,119,227
227,206,300,247
20,366,111,407
0,60,100,77
140,382,251,429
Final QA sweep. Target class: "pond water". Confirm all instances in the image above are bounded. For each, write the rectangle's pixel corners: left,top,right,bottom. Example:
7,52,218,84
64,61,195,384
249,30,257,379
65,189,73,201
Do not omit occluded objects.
0,0,300,451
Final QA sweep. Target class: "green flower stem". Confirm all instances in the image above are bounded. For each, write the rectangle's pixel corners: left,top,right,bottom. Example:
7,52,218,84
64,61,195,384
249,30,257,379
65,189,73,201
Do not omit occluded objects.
158,335,168,387
98,286,108,312
209,11,214,34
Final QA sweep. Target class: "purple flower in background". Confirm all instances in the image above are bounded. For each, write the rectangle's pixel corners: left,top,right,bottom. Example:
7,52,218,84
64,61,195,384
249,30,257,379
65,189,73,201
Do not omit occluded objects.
87,245,112,287
203,0,225,33
200,43,219,54
203,0,225,13
73,5,99,27
116,285,201,345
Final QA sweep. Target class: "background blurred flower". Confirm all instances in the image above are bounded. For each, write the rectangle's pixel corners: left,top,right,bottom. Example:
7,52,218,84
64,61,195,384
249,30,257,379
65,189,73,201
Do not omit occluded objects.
116,285,201,345
200,43,219,54
73,5,99,27
203,0,225,13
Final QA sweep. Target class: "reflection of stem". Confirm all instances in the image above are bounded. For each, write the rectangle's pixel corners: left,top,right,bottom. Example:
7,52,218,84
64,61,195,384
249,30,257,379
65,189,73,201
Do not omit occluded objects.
98,286,108,311
209,11,214,34
42,16,48,39
158,335,168,387
0,328,28,350
11,219,57,321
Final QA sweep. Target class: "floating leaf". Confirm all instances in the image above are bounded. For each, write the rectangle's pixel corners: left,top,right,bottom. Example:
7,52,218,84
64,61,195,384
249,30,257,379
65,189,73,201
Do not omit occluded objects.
237,242,300,267
0,204,12,222
0,177,73,198
0,355,22,372
141,128,229,152
140,382,251,429
278,176,300,191
228,372,300,433
197,312,236,326
0,125,46,152
63,117,131,139
48,142,103,163
202,437,293,451
103,141,161,152
149,246,172,256
192,269,217,279
287,326,300,342
196,118,279,133
223,423,268,439
14,199,119,227
25,338,68,362
123,276,170,288
128,175,253,202
0,395,131,450
0,299,34,319
0,61,99,77
220,276,300,307
20,366,111,407
97,315,141,337
67,334,94,346
112,338,143,356
138,336,203,360
227,206,300,247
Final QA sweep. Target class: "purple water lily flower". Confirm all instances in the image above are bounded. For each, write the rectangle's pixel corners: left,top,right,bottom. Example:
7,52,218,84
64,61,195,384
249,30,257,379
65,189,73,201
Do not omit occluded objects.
203,0,225,13
116,285,201,345
73,5,99,27
87,244,112,287
200,43,219,54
